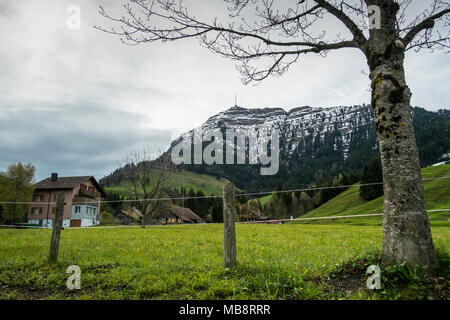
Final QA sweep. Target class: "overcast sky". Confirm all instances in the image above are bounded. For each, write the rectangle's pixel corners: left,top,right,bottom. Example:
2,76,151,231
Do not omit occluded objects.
0,0,448,182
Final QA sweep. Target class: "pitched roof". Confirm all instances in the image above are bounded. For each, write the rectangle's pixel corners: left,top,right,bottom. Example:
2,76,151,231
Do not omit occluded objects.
131,207,144,218
168,205,204,223
120,209,142,221
34,176,106,197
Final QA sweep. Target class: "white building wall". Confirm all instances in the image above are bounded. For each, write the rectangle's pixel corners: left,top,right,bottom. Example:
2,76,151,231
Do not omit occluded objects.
28,219,71,228
80,219,98,227
62,219,71,228
42,219,53,228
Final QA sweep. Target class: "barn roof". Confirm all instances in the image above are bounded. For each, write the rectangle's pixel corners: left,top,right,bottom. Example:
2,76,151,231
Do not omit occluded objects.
119,208,142,221
167,205,204,223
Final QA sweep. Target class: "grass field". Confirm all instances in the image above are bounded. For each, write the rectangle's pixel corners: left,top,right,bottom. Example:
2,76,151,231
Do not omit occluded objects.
0,223,448,300
105,169,233,196
1,166,448,300
298,164,450,226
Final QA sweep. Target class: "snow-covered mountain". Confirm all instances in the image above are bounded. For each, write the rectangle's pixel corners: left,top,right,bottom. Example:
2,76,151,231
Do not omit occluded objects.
101,105,449,191
169,104,376,161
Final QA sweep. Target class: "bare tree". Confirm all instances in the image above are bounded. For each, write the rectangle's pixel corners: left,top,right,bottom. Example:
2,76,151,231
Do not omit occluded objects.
97,0,449,269
123,148,173,227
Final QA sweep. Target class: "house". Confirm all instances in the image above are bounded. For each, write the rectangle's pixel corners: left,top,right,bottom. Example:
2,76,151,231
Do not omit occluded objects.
117,204,203,225
27,173,106,228
157,204,204,224
116,207,143,225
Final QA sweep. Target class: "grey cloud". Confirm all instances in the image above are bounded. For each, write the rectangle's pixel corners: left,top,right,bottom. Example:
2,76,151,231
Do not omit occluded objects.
0,0,448,183
0,1,13,17
0,100,172,181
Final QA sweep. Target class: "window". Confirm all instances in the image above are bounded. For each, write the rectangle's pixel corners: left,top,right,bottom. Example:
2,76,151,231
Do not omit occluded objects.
32,208,41,215
34,194,42,202
52,207,56,214
86,207,97,216
74,206,81,214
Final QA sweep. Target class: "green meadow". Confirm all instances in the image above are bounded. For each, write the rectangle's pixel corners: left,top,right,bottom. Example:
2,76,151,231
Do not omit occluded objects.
1,165,448,300
252,164,450,227
298,164,450,226
0,223,448,300
105,169,233,196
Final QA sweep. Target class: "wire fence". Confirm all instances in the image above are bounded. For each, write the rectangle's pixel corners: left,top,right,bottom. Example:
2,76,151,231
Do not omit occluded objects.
1,208,448,229
1,175,449,206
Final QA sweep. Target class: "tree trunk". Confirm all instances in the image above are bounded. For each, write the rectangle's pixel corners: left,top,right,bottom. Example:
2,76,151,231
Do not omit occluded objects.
141,215,147,228
364,0,438,270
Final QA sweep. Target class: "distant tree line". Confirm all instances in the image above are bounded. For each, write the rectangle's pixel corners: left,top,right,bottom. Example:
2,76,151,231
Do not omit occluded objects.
359,157,384,201
232,155,384,221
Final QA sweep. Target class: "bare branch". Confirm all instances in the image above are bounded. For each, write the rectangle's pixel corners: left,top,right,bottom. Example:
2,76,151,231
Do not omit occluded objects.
97,1,449,83
403,7,450,47
122,147,174,225
314,0,367,45
96,0,362,83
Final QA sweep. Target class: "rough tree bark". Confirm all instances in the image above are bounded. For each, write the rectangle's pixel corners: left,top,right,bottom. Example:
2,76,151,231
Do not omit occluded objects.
363,0,438,269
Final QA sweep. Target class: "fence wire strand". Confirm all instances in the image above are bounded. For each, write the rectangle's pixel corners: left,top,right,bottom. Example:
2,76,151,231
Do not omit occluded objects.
1,175,449,205
1,208,449,229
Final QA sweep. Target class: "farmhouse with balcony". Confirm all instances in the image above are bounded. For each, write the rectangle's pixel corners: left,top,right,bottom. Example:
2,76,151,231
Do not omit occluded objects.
28,173,106,228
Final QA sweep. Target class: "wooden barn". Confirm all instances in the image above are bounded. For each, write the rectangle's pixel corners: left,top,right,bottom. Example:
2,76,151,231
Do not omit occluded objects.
116,207,143,225
158,204,204,224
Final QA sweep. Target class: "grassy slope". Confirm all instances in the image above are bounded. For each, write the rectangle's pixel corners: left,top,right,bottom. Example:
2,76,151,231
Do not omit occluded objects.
0,224,448,300
298,164,450,226
105,169,233,196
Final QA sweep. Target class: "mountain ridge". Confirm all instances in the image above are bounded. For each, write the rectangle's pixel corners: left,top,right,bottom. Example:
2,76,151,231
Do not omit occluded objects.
101,104,450,191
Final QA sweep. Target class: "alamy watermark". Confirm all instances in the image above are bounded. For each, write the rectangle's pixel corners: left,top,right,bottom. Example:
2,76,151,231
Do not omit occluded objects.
171,128,280,175
67,5,81,30
368,5,381,30
66,265,81,290
366,265,381,290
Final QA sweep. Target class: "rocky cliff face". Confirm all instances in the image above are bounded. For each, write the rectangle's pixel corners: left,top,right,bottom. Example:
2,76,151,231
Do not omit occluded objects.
170,104,376,161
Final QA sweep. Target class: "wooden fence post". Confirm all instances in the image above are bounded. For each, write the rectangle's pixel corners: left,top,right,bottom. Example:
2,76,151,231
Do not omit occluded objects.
49,192,65,263
223,182,236,268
